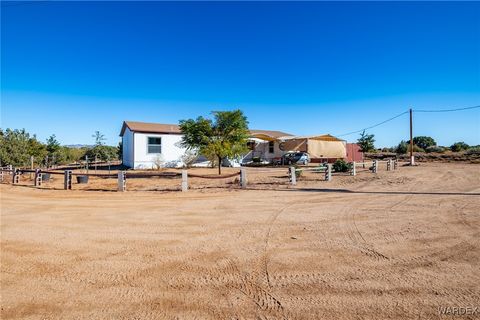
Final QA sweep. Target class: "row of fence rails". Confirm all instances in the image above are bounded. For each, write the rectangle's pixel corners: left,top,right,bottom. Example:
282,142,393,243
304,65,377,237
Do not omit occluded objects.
350,159,398,176
116,170,242,192
0,165,13,182
2,159,401,190
244,166,290,187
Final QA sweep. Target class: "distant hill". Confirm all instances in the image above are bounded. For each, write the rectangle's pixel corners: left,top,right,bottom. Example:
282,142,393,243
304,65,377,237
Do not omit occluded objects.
63,144,93,148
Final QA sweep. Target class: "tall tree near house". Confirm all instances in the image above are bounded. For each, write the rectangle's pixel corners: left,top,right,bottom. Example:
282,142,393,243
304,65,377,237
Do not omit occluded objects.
357,130,375,152
179,110,249,175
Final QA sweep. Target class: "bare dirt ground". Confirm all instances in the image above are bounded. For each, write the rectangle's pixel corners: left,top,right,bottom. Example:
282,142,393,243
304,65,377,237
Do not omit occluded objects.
1,163,479,320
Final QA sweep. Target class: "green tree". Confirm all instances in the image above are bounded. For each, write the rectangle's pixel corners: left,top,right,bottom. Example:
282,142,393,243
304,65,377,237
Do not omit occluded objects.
413,136,436,150
0,128,47,167
86,145,118,162
46,134,61,154
357,130,375,153
179,110,249,174
92,131,106,146
450,141,469,152
45,134,64,165
86,131,118,162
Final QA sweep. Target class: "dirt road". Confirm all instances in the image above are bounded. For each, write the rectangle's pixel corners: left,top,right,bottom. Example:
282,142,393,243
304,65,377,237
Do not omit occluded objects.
1,163,479,319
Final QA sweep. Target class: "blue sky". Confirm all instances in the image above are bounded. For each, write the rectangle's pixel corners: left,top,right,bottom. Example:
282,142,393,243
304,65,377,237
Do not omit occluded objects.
1,1,479,147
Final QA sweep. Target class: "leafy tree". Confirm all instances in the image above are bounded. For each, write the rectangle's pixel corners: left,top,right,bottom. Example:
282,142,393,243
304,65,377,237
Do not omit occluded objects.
179,110,249,174
413,136,436,150
0,128,47,167
395,140,427,154
357,130,375,153
450,141,469,152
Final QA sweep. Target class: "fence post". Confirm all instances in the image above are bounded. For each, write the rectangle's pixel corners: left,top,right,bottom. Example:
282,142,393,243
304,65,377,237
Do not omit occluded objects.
394,159,398,170
30,156,34,179
289,166,297,186
351,162,356,176
181,170,188,192
240,168,247,189
12,168,19,184
34,169,42,187
372,160,378,173
118,171,126,192
0,170,4,182
64,170,72,190
325,164,332,181
387,159,391,171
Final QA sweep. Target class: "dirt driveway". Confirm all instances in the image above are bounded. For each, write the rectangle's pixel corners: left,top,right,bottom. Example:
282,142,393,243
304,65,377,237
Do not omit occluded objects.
1,163,479,319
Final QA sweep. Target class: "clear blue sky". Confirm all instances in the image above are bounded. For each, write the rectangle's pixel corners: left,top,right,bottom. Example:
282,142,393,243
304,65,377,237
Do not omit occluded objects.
1,1,479,147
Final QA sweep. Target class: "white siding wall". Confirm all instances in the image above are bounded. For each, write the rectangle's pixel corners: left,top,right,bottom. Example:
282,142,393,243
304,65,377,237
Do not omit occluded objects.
122,127,135,168
133,133,186,169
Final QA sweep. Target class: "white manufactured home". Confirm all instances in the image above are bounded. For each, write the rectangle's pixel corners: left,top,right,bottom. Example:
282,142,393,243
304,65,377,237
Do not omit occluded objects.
120,121,350,169
120,121,186,169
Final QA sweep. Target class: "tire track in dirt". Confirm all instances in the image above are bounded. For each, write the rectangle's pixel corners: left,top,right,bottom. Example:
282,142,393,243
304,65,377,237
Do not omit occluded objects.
260,201,300,289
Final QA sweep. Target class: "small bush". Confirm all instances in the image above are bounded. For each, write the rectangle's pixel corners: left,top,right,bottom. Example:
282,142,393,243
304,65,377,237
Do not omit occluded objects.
425,146,445,153
333,159,352,172
450,142,469,152
465,147,480,155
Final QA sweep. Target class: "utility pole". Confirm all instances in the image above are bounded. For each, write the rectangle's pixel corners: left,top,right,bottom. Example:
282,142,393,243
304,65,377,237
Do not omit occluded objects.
409,108,414,166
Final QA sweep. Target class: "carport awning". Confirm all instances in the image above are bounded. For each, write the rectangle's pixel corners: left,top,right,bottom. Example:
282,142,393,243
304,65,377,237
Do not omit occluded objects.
249,133,278,141
296,134,345,142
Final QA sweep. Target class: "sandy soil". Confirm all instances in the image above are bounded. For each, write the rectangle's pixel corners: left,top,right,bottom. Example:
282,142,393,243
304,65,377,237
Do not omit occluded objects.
1,163,479,319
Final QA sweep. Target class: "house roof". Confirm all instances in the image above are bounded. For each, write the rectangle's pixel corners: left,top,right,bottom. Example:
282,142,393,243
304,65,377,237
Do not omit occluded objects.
120,121,182,136
287,134,346,142
120,121,295,139
249,129,294,141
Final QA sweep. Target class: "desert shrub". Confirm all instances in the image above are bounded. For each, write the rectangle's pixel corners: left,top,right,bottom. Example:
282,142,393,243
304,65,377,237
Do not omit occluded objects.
252,156,261,163
450,142,469,152
152,154,165,170
394,140,425,153
85,145,118,162
465,147,480,155
425,146,445,153
332,159,352,172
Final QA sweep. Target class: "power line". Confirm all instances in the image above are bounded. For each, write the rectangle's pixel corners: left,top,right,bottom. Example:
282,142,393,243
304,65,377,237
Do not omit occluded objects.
335,104,479,138
336,111,409,137
414,105,480,113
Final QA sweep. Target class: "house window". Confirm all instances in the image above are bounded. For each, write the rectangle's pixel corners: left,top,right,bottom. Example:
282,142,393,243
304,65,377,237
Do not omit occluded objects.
268,141,274,153
147,137,162,154
247,141,256,150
